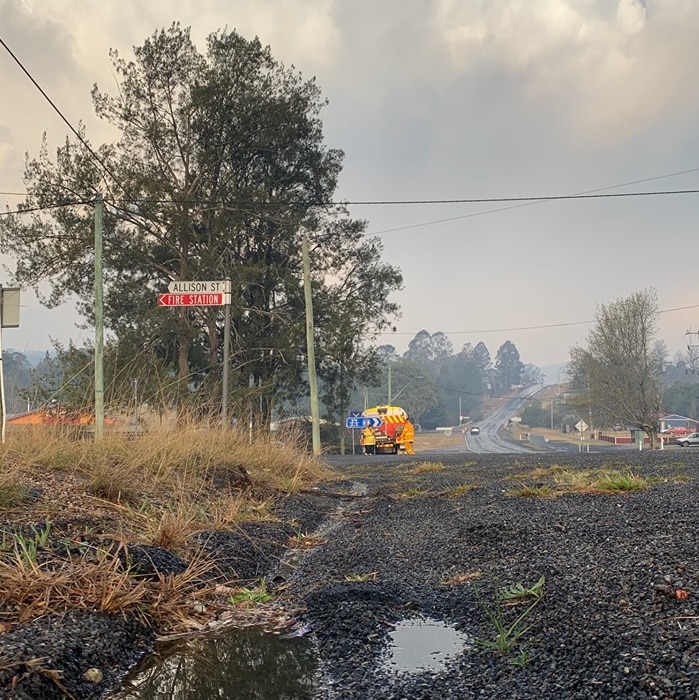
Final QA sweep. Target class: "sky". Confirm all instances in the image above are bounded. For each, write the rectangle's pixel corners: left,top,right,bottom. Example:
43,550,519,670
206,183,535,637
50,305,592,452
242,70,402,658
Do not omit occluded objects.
1,0,699,370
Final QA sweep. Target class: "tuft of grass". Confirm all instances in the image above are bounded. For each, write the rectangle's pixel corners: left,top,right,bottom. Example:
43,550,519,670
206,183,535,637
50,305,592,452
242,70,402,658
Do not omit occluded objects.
395,486,431,499
411,462,445,474
0,472,30,509
440,570,482,586
476,576,545,656
507,484,555,498
594,470,649,492
146,508,201,550
0,538,214,628
287,533,326,549
443,483,475,498
344,571,378,582
508,468,650,498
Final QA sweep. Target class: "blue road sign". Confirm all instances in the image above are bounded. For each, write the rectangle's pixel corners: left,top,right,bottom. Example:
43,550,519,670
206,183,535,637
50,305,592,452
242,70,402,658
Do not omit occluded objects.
349,411,362,417
345,416,382,429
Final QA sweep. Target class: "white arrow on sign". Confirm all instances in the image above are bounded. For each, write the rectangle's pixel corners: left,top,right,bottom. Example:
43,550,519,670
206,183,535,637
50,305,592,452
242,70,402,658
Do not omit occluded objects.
345,416,383,429
168,280,231,294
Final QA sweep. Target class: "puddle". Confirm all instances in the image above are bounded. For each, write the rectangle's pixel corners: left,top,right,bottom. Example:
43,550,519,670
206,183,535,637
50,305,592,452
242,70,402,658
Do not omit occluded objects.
111,627,317,699
382,617,471,674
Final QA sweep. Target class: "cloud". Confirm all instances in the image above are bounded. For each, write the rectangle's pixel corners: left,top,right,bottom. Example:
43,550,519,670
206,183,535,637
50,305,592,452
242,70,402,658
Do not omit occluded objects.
432,0,699,144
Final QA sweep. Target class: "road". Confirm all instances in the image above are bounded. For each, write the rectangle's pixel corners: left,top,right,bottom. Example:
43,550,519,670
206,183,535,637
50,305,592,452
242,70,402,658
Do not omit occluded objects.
464,384,540,453
429,385,539,455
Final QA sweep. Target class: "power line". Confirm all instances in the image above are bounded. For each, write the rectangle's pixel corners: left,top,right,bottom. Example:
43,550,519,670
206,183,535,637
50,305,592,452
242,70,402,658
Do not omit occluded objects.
375,303,699,338
2,187,699,219
342,189,699,206
0,35,125,198
364,166,699,235
0,201,89,217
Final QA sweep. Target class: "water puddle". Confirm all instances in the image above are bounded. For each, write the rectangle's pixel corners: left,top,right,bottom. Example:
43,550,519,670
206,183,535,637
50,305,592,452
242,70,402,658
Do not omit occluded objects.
111,627,317,699
382,617,471,674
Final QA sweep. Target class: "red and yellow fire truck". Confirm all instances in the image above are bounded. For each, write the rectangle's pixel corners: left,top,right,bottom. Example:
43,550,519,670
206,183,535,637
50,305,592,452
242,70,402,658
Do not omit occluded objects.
360,405,415,455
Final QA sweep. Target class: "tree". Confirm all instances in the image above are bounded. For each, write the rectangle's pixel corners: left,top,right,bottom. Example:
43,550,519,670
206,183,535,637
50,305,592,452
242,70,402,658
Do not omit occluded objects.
568,288,661,446
0,24,402,422
493,340,523,394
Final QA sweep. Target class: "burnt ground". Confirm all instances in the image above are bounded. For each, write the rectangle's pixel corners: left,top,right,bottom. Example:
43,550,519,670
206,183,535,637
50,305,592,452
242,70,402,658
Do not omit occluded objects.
3,448,699,698
284,449,699,699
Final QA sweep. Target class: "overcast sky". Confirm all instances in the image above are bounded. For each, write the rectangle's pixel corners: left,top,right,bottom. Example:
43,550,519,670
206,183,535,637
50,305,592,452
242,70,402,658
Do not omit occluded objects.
1,0,699,369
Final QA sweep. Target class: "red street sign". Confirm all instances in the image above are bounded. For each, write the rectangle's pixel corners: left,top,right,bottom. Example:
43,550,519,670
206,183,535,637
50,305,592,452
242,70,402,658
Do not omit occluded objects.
158,293,226,307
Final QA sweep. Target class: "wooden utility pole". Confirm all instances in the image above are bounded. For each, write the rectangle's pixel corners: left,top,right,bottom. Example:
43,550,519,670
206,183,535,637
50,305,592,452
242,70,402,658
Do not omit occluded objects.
94,196,104,440
302,233,321,456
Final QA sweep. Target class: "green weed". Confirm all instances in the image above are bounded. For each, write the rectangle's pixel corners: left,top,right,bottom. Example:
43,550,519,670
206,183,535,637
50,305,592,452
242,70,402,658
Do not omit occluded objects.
228,580,272,606
476,576,545,656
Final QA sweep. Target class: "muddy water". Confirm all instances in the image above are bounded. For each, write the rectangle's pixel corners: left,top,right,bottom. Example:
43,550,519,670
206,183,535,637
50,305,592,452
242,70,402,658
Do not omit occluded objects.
112,627,317,699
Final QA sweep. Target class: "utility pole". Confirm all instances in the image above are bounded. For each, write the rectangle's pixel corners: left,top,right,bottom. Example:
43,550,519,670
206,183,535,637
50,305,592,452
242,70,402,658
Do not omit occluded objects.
94,196,104,440
388,365,392,404
302,233,321,456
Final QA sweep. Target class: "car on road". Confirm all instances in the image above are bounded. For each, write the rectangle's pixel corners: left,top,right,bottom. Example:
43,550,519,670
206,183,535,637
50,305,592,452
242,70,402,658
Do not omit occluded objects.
469,426,481,435
675,432,699,447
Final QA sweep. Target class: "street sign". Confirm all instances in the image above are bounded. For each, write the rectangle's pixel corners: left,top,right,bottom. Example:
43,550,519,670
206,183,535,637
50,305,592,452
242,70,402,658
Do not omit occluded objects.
158,292,231,307
575,419,589,432
167,280,231,294
345,416,382,429
349,411,362,418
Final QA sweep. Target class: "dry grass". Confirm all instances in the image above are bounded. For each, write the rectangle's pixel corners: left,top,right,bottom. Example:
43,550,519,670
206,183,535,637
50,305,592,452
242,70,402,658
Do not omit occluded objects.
440,570,483,585
0,424,333,630
411,461,445,474
0,541,212,630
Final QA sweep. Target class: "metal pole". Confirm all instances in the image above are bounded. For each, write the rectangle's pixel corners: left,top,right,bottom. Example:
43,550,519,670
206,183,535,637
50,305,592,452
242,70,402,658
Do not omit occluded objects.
94,196,104,440
302,233,321,455
222,281,231,428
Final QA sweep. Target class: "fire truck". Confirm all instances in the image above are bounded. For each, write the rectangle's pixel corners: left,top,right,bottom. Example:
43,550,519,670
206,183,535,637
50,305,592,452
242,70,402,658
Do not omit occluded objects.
360,405,415,455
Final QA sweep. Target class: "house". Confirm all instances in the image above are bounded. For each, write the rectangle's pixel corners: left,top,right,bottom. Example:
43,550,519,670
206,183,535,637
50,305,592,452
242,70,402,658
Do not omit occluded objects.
658,414,697,435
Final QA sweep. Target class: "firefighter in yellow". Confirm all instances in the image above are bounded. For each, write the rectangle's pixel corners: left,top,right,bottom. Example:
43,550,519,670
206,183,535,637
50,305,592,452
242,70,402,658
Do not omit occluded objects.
401,420,415,454
361,427,376,455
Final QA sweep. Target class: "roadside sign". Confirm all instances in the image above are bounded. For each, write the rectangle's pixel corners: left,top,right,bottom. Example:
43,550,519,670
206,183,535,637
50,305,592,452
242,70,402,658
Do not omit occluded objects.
1,288,20,328
158,292,231,307
575,419,589,432
345,416,382,429
168,280,231,294
349,411,362,418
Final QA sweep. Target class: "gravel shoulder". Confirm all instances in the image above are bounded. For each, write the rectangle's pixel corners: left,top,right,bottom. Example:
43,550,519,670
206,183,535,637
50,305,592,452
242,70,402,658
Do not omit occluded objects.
3,449,699,699
286,450,699,699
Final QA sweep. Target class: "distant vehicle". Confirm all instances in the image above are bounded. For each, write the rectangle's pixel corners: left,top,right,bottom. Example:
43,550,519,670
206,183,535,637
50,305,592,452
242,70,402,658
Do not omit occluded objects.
659,427,693,436
470,426,481,435
675,432,699,447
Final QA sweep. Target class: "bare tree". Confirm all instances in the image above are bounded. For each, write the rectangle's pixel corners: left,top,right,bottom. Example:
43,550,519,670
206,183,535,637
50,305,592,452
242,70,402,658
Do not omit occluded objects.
568,288,662,447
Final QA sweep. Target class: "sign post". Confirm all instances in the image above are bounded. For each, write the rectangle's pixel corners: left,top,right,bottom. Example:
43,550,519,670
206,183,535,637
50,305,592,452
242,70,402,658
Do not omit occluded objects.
159,280,232,426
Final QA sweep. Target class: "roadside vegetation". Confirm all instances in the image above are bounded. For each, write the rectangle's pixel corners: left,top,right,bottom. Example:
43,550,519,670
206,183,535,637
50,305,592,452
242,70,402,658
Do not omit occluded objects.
0,425,331,633
507,464,651,497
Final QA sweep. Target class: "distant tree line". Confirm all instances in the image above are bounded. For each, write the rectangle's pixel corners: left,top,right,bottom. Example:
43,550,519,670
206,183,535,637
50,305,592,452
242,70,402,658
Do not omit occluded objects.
345,331,531,430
